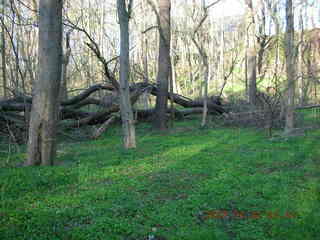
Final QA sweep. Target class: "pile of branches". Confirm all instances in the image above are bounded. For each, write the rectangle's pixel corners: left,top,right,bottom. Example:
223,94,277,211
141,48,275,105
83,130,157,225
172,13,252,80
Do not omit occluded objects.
134,82,226,120
0,82,227,141
220,90,287,136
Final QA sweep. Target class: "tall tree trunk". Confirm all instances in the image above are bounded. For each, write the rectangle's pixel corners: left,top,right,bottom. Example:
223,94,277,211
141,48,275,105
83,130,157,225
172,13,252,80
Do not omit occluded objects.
169,31,178,126
219,18,224,92
247,48,257,105
284,0,296,133
298,6,306,105
201,54,209,127
117,0,136,148
1,0,6,98
60,31,71,101
245,0,257,106
153,0,171,130
141,0,149,109
26,0,63,166
171,36,178,94
191,0,210,127
186,45,194,96
265,0,283,114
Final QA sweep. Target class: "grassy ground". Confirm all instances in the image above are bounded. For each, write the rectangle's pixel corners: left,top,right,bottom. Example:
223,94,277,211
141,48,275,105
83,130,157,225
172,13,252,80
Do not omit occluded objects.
0,117,320,240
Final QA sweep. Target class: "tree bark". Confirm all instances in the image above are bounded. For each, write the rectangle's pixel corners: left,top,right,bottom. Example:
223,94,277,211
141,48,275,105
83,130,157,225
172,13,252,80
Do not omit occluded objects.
245,0,257,106
284,0,296,133
141,0,150,109
60,31,71,101
26,0,63,166
153,0,171,130
1,0,7,98
117,0,136,148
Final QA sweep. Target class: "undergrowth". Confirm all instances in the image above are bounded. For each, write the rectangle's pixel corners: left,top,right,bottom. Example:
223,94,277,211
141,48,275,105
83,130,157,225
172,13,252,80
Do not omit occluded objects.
0,116,319,240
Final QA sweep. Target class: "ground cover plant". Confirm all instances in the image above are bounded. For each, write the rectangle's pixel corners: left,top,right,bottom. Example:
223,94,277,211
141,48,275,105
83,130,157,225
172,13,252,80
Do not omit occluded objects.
1,117,320,240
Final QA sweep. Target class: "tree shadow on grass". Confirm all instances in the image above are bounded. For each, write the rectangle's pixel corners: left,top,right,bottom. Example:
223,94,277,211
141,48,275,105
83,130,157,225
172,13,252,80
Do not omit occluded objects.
2,126,319,240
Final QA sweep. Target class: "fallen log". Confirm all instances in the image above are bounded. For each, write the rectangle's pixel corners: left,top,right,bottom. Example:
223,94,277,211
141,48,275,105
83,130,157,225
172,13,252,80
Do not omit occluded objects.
0,82,227,133
0,84,115,111
91,115,118,139
71,98,104,109
62,84,150,128
135,108,184,120
132,82,227,114
0,102,31,111
135,107,221,121
61,84,114,106
62,104,119,128
60,108,92,120
0,112,26,126
295,104,320,110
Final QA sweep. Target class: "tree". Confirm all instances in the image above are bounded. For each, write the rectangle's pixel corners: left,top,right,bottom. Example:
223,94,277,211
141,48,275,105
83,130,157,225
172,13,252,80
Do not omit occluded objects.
117,0,136,148
191,0,210,127
140,0,150,109
284,0,296,133
265,0,281,87
26,0,63,166
1,0,6,98
151,0,171,130
60,30,72,101
245,0,257,106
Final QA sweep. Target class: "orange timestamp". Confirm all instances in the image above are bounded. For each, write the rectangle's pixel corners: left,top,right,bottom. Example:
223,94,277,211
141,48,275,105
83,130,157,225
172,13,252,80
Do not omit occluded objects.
202,210,297,220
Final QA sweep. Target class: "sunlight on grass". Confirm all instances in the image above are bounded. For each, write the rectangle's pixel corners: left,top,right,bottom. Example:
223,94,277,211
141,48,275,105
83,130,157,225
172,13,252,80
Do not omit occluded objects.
1,119,320,240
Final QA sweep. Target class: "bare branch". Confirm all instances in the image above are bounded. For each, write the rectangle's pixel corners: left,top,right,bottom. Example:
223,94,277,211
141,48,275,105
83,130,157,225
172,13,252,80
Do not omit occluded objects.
205,0,222,10
142,25,159,34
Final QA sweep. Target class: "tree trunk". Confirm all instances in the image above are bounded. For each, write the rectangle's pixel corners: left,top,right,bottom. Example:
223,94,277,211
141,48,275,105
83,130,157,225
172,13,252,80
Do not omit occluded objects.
284,0,296,133
60,31,71,101
169,30,178,127
201,55,209,127
153,0,171,130
117,0,136,148
1,0,6,99
219,18,225,92
141,0,150,109
245,0,257,106
192,0,210,127
247,49,257,105
26,0,63,166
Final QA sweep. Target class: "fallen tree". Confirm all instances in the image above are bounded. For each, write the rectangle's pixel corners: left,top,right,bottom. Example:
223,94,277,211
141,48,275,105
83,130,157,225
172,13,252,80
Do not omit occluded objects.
0,82,227,141
130,82,225,114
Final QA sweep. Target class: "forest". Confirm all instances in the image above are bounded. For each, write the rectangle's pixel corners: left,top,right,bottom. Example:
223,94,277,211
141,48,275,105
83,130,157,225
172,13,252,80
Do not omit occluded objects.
0,0,320,239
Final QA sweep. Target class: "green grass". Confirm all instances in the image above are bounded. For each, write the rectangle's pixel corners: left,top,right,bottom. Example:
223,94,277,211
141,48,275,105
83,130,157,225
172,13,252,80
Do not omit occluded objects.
1,118,320,240
298,108,320,127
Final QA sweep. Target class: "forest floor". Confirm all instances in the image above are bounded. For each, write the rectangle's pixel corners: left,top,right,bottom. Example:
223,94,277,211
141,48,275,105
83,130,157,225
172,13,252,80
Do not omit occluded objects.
0,115,320,240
